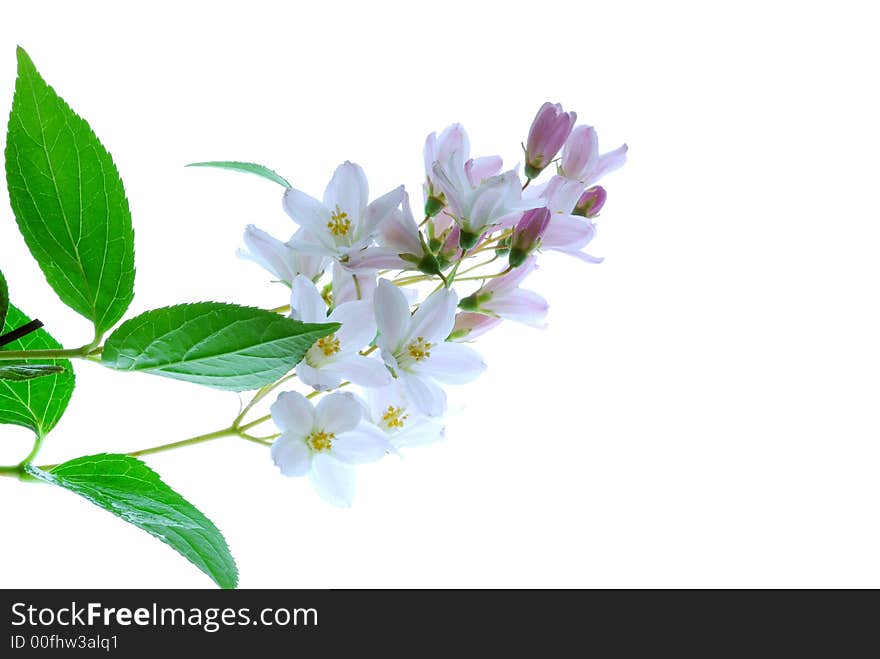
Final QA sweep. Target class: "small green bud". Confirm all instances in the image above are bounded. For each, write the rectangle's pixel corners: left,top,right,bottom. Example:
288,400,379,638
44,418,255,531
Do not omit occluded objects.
524,162,543,180
508,247,529,268
424,195,445,217
459,230,481,250
417,253,442,276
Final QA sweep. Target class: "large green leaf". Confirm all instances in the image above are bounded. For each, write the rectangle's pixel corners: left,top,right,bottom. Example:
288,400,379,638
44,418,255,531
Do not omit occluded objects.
5,47,135,335
0,304,74,436
0,269,8,331
101,302,338,391
27,454,238,589
186,161,291,187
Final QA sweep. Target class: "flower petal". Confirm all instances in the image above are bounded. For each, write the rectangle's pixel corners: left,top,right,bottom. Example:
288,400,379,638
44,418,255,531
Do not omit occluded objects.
296,361,343,391
401,373,446,417
289,275,327,323
333,264,377,305
465,156,503,186
486,288,548,327
417,342,486,384
364,185,405,236
333,354,392,387
270,432,312,477
323,161,368,223
375,279,411,351
239,225,297,283
408,287,457,345
329,299,377,350
391,420,445,450
542,215,595,251
283,187,331,238
586,144,628,186
315,392,362,434
309,454,355,507
331,423,390,464
270,391,315,434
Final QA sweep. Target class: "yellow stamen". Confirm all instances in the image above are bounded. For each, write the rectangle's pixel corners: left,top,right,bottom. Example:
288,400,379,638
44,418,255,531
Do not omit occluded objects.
307,430,334,453
381,405,409,430
316,334,340,357
327,206,352,237
406,337,432,362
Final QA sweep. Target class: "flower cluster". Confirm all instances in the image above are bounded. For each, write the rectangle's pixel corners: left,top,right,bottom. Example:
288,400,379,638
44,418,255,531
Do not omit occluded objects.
241,103,627,506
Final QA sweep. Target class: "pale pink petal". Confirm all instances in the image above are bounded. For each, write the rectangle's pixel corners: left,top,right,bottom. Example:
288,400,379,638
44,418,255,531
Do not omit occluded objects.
542,215,596,251
465,156,503,186
585,144,628,186
486,289,548,327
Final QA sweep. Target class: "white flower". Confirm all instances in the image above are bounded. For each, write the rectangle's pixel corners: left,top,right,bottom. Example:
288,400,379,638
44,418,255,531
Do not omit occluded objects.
374,280,486,416
346,192,438,273
239,225,326,284
282,161,404,264
365,381,445,451
290,275,391,390
270,391,390,507
431,159,537,248
423,123,502,202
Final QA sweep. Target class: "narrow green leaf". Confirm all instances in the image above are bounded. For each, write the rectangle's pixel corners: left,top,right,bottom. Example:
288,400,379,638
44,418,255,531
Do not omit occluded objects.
186,161,291,188
5,47,135,335
0,304,74,436
27,454,238,589
0,364,64,381
0,269,8,331
101,302,338,391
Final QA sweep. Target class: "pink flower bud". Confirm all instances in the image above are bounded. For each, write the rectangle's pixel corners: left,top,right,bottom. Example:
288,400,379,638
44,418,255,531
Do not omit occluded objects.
560,125,598,181
573,186,607,218
448,312,502,341
509,208,551,267
525,102,576,179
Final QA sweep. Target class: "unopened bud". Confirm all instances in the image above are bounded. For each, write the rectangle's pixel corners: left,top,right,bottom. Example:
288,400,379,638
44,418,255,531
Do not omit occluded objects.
573,186,607,218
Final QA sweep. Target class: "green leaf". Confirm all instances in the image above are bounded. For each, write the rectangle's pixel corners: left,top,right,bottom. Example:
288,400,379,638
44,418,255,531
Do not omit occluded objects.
0,304,74,436
186,161,291,188
5,47,135,335
101,302,338,391
0,364,64,381
0,269,8,331
26,454,238,589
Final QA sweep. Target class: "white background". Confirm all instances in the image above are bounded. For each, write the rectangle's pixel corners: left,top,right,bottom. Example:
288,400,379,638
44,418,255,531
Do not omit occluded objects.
0,1,878,588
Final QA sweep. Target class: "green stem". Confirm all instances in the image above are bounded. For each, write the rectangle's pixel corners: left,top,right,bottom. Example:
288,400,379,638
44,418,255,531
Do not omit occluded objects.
126,427,238,458
0,465,22,478
0,346,94,361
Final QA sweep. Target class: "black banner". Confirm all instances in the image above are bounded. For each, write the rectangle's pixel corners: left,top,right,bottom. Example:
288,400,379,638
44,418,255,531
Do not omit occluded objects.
0,589,873,653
